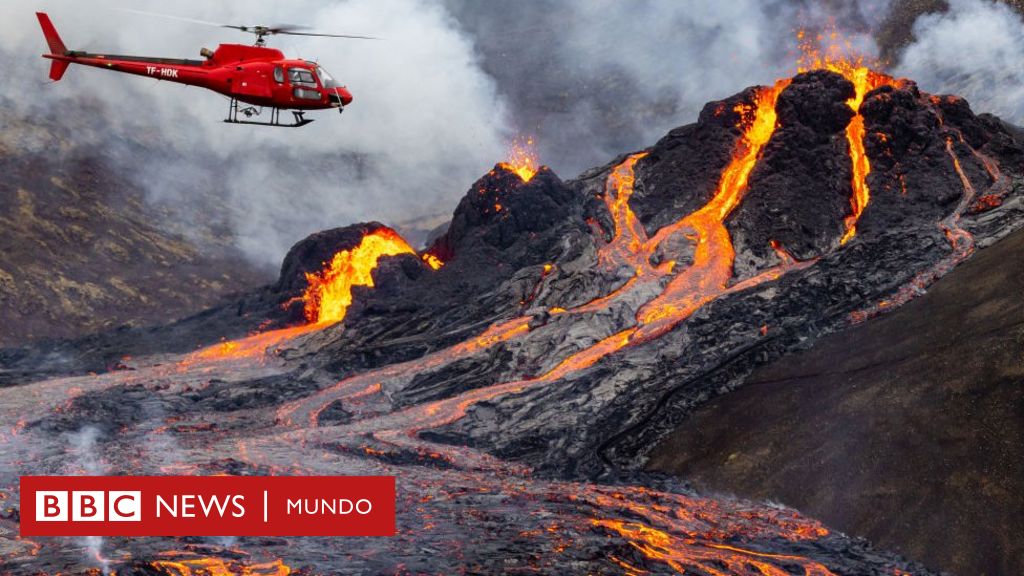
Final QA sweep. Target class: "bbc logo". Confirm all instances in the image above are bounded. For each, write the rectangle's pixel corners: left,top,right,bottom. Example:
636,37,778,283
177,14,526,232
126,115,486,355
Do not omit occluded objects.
35,491,141,522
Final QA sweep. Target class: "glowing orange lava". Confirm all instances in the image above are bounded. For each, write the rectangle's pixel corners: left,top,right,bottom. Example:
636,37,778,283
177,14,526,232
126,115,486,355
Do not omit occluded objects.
184,324,320,365
150,556,291,576
499,137,539,182
303,228,417,324
634,79,791,335
421,252,444,270
797,29,899,244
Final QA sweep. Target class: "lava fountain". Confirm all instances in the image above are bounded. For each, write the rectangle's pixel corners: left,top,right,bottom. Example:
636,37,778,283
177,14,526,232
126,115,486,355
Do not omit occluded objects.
498,137,540,183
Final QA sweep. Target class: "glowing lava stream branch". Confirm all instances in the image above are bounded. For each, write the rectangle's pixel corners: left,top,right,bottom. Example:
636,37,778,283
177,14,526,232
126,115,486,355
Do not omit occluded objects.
850,105,998,323
797,35,900,245
277,79,807,435
839,67,875,245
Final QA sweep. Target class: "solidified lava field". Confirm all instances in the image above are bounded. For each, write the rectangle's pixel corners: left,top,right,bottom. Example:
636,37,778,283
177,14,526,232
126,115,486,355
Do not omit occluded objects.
2,53,1023,575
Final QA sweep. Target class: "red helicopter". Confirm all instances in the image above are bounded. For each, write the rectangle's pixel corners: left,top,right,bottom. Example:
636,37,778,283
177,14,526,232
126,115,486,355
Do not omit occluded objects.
36,11,375,127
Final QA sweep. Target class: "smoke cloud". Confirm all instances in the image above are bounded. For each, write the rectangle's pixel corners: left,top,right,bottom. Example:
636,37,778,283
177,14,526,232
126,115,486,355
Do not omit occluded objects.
1,0,509,266
65,426,110,574
444,0,889,175
2,1,1020,269
895,0,1024,125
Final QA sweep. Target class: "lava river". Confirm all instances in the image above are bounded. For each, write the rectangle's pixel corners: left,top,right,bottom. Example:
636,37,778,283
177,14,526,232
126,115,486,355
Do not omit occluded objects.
0,59,1003,575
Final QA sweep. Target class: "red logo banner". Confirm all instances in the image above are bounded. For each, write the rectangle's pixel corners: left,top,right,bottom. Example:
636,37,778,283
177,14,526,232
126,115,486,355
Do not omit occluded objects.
19,476,396,537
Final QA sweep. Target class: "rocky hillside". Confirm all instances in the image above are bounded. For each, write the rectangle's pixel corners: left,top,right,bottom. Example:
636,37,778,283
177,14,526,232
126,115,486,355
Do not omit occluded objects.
0,99,271,347
3,66,1023,574
648,224,1024,576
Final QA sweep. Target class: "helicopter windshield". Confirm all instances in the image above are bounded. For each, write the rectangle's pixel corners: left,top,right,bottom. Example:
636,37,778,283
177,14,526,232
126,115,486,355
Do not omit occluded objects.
316,66,339,88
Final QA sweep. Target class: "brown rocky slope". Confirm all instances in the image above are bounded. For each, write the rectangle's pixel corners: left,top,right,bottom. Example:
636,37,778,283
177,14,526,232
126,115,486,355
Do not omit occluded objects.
648,225,1024,576
0,99,271,347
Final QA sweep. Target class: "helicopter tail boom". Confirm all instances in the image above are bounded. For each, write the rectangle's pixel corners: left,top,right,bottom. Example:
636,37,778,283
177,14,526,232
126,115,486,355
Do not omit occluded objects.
36,12,70,81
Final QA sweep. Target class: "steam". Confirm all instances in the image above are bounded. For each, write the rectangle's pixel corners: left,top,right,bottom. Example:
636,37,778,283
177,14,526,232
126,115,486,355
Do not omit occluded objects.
443,0,889,175
0,0,509,266
1,0,1020,270
65,426,110,575
895,0,1024,125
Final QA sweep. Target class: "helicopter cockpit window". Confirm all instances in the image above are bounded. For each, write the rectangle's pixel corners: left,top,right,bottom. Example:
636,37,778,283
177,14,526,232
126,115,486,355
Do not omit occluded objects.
288,68,317,87
316,66,339,89
294,87,321,100
273,66,284,83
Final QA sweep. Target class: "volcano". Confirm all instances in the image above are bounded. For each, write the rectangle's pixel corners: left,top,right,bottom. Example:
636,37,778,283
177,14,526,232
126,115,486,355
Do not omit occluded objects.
1,64,1022,576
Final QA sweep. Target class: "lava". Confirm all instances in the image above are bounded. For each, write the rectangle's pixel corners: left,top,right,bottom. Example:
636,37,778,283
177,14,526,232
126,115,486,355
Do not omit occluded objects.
180,227,437,368
421,252,444,270
634,79,791,339
182,325,320,366
4,37,997,575
797,29,900,244
498,137,539,182
302,228,416,325
149,555,291,576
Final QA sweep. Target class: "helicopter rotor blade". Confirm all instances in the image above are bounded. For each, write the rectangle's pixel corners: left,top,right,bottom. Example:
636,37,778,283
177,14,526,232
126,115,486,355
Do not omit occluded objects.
275,30,380,40
119,9,380,41
265,24,312,33
120,8,228,29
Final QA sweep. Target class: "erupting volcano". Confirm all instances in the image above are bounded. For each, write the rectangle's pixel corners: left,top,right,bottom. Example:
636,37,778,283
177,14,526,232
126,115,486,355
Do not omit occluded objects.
301,228,417,325
797,30,902,244
498,137,540,183
2,34,1023,576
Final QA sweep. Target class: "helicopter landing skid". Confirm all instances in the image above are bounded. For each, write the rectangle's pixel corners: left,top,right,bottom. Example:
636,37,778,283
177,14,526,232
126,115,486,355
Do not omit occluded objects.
224,99,314,128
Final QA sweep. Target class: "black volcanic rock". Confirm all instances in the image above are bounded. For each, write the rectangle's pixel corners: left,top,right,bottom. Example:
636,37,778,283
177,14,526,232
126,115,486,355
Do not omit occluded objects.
629,87,757,233
276,221,394,292
729,70,856,273
428,165,578,266
857,83,974,237
647,225,1024,576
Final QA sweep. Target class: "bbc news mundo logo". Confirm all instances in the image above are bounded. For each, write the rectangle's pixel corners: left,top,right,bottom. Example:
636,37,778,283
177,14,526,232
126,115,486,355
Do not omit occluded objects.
35,490,141,522
20,476,395,537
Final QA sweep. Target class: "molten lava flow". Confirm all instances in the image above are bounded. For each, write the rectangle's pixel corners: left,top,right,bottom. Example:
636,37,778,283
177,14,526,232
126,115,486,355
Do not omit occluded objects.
798,29,899,244
178,228,421,368
150,556,291,576
634,79,791,337
499,137,539,182
421,252,444,270
592,519,835,576
705,80,789,222
184,325,320,365
303,228,416,325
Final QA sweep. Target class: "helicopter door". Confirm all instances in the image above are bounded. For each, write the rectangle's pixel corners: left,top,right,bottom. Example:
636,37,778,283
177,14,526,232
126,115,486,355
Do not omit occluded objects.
231,67,273,99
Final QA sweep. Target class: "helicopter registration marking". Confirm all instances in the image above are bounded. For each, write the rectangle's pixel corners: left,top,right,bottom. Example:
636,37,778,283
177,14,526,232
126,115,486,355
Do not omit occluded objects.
146,66,179,79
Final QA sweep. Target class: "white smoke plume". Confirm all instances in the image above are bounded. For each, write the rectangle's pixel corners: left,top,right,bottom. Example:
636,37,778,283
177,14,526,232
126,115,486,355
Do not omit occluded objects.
65,426,110,575
0,0,510,266
443,0,890,175
2,0,1019,270
895,0,1024,125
